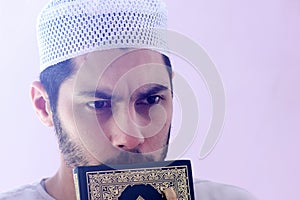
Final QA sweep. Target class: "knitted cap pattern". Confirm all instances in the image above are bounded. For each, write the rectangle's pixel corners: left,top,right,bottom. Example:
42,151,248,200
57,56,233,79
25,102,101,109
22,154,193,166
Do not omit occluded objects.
37,0,168,71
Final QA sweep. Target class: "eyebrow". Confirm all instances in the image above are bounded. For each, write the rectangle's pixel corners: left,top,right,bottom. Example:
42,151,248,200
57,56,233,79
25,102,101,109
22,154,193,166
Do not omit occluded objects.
134,84,169,100
77,90,112,99
77,84,169,100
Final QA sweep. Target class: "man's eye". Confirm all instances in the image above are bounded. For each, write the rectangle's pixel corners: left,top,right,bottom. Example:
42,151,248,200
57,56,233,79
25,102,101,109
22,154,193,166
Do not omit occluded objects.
136,95,164,105
87,100,111,110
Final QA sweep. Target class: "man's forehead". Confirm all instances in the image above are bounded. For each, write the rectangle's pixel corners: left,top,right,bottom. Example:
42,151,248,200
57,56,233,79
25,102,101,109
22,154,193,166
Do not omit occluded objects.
72,49,166,74
73,48,131,69
69,49,170,93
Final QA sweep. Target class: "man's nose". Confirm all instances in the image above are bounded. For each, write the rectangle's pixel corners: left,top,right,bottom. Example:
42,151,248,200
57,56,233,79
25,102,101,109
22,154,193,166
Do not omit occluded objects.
109,104,145,150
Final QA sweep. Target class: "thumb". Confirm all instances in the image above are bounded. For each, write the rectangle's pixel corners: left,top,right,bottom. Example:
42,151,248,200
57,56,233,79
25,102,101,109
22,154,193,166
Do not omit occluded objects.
162,187,178,200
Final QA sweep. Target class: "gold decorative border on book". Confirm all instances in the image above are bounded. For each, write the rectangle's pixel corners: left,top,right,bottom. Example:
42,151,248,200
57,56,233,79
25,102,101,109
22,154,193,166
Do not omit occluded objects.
86,166,191,200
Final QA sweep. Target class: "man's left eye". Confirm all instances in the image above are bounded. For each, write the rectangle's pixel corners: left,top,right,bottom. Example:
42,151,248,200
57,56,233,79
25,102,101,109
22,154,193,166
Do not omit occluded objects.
87,100,111,110
136,95,164,105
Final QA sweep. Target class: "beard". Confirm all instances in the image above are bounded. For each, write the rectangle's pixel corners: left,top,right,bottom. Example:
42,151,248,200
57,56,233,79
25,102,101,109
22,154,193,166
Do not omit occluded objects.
52,113,170,168
52,113,90,167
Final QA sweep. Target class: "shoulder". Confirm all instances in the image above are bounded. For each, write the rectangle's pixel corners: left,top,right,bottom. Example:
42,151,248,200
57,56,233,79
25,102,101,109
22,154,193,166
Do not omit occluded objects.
193,179,257,200
0,181,53,200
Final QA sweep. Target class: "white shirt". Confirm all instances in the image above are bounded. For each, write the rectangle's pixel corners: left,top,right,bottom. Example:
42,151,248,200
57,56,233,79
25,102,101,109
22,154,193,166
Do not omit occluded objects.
0,179,256,200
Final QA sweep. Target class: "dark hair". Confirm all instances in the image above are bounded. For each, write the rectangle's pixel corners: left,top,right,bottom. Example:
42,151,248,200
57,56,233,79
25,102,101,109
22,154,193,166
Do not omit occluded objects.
40,54,172,113
39,59,74,113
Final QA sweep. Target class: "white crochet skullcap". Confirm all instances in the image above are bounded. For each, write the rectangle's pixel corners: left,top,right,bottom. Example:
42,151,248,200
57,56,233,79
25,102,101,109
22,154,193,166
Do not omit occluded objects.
37,0,168,71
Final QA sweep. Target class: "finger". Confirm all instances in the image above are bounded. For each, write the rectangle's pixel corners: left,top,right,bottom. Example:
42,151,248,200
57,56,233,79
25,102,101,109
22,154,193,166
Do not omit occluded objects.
163,187,178,200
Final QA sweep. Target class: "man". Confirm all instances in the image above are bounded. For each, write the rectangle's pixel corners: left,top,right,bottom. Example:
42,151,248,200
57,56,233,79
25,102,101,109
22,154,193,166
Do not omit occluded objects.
0,0,256,199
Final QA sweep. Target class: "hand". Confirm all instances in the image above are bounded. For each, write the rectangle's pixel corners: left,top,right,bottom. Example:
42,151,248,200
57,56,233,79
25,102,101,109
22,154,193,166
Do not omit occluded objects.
162,187,178,200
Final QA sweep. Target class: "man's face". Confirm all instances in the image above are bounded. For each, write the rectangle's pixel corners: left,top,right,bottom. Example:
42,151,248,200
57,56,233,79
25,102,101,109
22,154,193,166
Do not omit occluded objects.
54,49,173,167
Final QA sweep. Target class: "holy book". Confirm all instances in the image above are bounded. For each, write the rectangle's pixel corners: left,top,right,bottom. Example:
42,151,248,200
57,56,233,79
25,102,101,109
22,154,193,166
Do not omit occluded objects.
73,160,195,200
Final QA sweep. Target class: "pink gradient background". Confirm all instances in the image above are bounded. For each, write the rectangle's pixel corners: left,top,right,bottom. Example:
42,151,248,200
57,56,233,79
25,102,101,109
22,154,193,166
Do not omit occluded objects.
0,0,299,199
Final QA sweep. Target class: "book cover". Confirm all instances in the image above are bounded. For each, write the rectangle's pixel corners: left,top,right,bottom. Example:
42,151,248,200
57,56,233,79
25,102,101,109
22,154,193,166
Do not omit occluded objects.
73,160,195,200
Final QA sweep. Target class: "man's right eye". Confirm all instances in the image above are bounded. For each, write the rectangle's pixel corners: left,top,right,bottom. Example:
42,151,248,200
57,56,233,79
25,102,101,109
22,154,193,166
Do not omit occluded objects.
87,100,111,110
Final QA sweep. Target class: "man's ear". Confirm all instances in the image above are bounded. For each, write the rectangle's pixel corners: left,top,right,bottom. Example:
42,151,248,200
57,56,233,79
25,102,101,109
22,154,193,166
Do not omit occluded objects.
30,81,53,127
